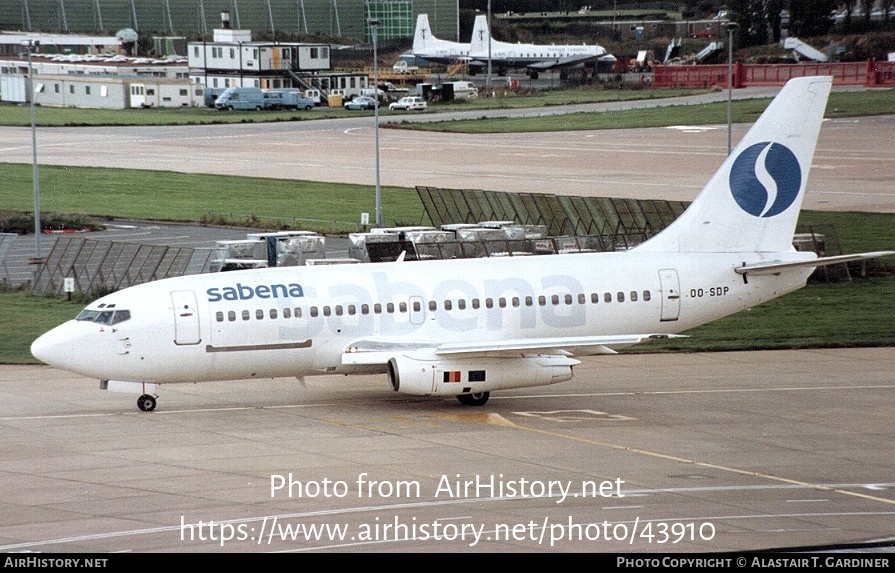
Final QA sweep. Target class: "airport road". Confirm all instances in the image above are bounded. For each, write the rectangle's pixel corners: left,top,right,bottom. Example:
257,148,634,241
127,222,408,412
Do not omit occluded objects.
0,86,893,214
0,347,893,553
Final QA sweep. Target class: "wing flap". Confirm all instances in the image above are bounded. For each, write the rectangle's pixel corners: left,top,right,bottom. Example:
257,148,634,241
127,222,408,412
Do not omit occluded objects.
435,334,684,357
341,333,685,365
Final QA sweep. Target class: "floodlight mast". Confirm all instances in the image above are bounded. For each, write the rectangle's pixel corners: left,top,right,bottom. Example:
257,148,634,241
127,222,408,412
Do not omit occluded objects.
23,40,41,260
370,18,383,228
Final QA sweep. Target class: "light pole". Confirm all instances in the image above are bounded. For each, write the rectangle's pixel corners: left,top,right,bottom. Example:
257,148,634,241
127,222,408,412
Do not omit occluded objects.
486,0,492,90
370,17,383,228
726,22,738,156
23,40,41,260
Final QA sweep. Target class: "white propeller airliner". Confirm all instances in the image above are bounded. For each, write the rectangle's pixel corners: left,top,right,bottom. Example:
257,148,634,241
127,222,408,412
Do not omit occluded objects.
411,14,613,78
31,76,892,412
467,15,614,78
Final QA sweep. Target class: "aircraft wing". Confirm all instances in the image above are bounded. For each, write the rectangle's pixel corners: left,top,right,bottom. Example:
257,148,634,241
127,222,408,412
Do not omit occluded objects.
526,54,605,71
342,333,684,366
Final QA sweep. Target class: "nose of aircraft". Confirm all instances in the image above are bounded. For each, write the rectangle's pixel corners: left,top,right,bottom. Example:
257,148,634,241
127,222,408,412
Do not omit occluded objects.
31,324,73,368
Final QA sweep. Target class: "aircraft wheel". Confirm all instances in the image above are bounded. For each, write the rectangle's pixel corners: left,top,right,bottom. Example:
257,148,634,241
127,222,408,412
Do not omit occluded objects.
456,392,490,406
137,394,157,412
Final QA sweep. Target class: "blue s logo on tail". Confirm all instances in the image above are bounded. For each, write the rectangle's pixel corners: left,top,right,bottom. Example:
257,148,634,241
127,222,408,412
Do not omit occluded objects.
729,142,801,218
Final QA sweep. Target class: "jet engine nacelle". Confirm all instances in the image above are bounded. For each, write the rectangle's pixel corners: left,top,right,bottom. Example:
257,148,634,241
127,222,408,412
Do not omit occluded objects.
387,353,579,397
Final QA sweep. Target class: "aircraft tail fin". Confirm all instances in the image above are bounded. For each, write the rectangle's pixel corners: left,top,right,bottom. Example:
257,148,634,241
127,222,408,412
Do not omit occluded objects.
470,15,490,54
413,14,433,53
635,76,832,255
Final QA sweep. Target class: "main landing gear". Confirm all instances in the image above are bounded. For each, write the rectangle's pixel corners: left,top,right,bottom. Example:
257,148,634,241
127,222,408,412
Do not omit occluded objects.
456,392,490,406
137,394,157,412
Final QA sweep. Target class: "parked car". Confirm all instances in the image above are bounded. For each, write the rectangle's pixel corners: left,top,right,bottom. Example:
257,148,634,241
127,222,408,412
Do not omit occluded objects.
389,96,427,111
343,96,378,110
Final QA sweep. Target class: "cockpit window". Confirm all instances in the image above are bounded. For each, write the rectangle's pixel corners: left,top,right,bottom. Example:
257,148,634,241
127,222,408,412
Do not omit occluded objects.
109,310,131,325
76,309,131,325
75,310,101,322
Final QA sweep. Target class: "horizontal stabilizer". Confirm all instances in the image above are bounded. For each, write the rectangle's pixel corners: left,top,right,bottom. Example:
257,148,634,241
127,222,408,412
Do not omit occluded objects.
735,251,894,276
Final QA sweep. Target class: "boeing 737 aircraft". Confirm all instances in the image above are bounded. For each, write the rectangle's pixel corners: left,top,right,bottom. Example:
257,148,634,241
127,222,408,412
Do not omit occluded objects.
31,76,892,412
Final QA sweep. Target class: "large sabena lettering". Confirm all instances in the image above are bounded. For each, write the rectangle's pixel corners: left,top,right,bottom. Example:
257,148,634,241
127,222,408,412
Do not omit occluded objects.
206,282,304,302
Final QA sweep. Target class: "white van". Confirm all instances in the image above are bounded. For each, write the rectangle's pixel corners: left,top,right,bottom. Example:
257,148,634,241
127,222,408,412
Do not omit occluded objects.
443,81,478,100
214,87,265,111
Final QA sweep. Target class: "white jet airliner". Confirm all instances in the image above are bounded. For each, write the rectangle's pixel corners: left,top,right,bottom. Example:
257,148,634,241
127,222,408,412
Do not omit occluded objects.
31,76,892,412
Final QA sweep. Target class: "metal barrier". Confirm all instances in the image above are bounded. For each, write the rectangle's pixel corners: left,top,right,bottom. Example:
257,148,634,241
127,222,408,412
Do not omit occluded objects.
31,236,216,296
0,233,16,284
416,186,689,239
654,60,893,88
